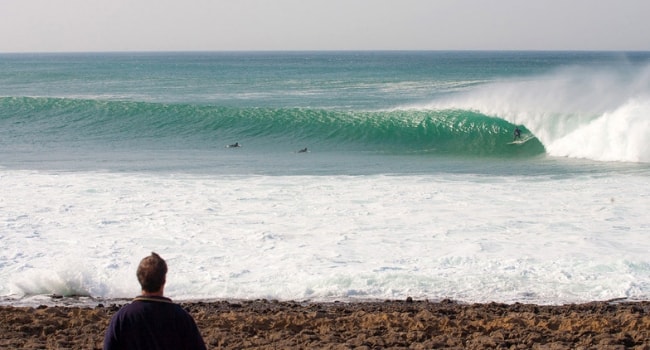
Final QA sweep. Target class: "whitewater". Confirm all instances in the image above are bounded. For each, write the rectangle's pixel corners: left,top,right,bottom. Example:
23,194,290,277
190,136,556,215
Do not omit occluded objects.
1,51,649,306
417,63,650,163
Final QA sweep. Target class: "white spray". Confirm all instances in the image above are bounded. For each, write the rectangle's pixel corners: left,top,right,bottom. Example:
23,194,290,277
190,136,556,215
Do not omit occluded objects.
419,64,650,163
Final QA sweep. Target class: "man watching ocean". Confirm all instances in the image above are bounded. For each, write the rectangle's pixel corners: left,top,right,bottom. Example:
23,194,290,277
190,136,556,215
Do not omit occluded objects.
103,252,206,350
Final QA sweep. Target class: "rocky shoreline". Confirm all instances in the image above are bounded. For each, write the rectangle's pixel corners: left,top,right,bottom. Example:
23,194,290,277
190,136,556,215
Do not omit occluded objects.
2,298,650,349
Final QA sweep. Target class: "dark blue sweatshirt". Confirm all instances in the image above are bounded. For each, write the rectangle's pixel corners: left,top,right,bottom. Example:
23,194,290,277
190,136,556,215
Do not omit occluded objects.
104,296,206,350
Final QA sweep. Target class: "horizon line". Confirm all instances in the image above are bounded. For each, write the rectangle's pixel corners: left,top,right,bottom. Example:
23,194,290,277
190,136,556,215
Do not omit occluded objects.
2,49,650,55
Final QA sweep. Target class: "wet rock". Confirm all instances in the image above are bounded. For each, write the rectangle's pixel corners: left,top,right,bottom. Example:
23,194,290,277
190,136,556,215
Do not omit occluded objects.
1,300,650,349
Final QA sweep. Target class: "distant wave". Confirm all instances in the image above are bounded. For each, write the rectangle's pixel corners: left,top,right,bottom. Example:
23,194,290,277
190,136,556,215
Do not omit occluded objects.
413,64,650,163
0,96,545,158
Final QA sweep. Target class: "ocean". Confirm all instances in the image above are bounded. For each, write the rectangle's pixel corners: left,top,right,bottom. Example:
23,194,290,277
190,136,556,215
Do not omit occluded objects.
1,51,649,306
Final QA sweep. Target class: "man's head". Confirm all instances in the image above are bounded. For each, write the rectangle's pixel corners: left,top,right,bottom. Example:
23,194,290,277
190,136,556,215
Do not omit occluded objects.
137,252,168,293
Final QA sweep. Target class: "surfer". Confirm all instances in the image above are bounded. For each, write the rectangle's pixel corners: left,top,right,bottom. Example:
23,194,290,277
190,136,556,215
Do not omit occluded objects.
228,142,241,148
298,147,308,153
513,127,521,141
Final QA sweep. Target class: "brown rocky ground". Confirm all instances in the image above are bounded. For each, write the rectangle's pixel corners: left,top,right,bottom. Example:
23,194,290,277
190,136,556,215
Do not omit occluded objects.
1,299,650,349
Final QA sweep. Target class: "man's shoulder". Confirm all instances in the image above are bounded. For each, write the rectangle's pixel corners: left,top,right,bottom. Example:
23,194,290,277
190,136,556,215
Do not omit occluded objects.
112,298,195,326
116,296,182,314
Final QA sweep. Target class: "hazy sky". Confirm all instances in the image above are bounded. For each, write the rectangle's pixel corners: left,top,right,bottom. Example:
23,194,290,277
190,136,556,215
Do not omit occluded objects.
1,0,649,52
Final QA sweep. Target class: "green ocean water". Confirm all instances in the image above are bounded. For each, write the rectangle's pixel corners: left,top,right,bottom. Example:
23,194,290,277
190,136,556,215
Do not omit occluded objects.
0,51,648,174
0,96,542,154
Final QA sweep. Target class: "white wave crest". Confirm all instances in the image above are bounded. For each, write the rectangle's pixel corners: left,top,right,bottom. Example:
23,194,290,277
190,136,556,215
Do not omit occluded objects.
417,64,650,163
547,99,650,162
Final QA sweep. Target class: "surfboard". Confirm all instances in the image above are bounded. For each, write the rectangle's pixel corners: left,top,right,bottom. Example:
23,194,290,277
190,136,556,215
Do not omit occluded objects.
508,136,533,145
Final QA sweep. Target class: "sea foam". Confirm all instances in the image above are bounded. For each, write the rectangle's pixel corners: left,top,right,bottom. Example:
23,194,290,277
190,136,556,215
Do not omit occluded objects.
2,168,649,305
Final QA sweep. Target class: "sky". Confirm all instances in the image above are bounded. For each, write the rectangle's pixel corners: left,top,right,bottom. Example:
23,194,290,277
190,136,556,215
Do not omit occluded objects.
1,0,649,52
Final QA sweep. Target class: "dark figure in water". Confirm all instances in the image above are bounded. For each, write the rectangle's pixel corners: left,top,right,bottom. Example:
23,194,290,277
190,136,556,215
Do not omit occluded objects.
228,142,241,148
298,147,308,153
513,127,521,141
